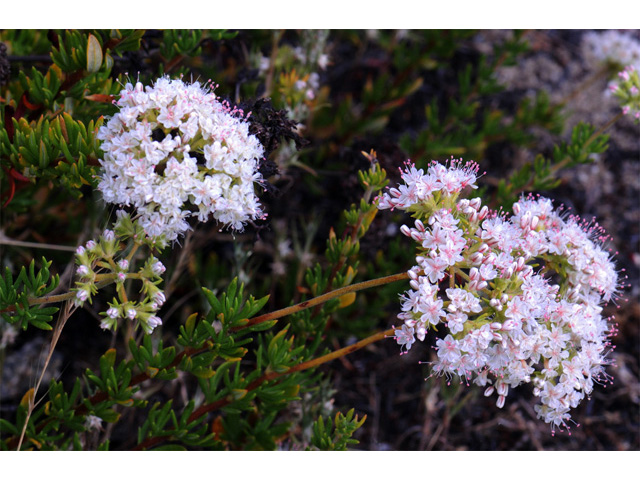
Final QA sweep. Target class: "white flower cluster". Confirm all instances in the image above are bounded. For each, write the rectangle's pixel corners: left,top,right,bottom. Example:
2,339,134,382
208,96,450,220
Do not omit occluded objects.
380,160,619,434
582,30,640,71
97,76,266,244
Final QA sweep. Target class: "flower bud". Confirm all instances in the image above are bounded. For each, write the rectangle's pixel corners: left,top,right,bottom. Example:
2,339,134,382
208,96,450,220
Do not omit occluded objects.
410,230,424,242
102,230,115,242
148,316,162,328
76,265,90,277
76,289,89,302
531,215,539,230
151,260,166,276
469,267,479,281
154,291,166,306
496,382,509,396
408,268,420,281
470,252,484,264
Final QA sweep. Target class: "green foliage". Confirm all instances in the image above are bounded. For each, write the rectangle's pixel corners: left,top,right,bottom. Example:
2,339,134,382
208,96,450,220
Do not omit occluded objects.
160,30,204,61
309,409,366,450
495,122,610,207
50,29,143,73
1,113,104,196
0,257,59,331
400,32,565,163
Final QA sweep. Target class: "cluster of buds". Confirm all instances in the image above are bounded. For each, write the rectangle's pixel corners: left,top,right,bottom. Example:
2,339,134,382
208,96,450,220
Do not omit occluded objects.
379,159,620,434
609,65,640,121
97,76,266,246
73,221,166,334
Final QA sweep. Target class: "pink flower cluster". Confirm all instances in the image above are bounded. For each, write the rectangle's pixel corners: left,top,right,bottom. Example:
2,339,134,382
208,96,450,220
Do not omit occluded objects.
379,160,620,433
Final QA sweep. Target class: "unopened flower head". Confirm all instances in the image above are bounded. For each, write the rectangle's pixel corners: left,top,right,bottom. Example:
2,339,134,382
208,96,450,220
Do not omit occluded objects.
379,159,620,434
609,65,640,121
97,76,266,244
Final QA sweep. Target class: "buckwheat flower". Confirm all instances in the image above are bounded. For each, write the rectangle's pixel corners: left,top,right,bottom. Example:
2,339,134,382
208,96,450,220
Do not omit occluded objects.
84,415,103,431
394,324,415,354
377,159,479,212
97,76,266,244
380,159,620,433
582,30,640,71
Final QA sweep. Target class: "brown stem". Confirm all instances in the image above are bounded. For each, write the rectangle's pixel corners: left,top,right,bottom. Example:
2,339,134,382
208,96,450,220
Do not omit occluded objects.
241,272,409,330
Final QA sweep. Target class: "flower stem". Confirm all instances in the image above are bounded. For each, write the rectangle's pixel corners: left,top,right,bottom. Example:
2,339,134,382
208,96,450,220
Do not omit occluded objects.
241,271,409,329
0,278,116,313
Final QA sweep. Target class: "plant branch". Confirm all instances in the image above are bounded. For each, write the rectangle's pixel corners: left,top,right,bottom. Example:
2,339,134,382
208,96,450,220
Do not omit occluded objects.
240,271,409,330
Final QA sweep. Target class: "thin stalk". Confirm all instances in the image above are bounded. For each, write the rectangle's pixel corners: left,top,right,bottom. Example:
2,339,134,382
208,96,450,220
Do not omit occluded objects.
0,236,77,252
241,271,409,330
16,300,77,450
0,278,116,313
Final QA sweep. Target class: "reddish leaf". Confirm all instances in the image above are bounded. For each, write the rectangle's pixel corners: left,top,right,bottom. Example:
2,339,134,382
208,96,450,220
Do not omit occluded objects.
84,93,116,103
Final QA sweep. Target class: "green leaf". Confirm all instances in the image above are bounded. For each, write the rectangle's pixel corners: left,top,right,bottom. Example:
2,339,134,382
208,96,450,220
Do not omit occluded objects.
86,34,103,73
151,444,187,451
